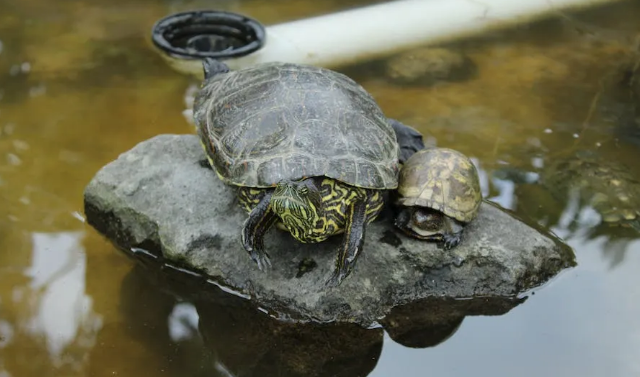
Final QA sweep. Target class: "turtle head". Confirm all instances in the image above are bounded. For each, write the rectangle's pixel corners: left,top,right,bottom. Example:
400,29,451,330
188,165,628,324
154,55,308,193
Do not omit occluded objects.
271,179,324,238
395,207,444,238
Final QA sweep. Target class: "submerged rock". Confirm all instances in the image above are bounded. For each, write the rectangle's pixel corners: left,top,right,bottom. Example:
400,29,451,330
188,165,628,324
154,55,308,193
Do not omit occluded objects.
84,134,575,327
494,150,640,234
384,47,477,86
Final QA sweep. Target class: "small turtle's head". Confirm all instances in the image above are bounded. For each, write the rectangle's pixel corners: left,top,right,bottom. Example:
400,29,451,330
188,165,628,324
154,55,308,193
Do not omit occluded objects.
396,207,444,238
271,179,323,239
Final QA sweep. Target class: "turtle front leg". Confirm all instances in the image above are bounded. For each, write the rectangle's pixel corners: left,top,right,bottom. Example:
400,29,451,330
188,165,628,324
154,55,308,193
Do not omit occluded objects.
241,190,277,271
325,195,369,287
441,217,464,250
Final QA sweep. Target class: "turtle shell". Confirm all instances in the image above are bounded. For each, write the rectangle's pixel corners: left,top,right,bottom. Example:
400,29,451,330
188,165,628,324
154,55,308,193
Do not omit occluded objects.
193,62,399,189
397,147,482,223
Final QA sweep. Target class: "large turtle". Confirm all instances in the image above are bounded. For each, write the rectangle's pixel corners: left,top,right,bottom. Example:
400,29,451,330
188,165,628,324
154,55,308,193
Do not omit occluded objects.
393,147,483,249
193,58,422,286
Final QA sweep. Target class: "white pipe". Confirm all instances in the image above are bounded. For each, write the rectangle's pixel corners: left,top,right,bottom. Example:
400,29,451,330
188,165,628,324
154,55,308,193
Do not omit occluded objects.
162,0,624,78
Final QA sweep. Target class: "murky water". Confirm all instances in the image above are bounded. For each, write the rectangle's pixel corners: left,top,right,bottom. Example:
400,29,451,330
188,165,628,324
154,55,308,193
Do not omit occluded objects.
1,0,640,376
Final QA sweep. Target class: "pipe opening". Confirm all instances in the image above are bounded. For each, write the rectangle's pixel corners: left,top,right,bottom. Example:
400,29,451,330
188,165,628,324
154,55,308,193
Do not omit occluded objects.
151,10,266,60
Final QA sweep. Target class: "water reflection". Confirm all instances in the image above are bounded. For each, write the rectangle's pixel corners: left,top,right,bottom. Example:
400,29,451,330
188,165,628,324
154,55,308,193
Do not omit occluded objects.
197,297,383,377
1,0,640,375
481,111,640,281
0,230,101,376
380,296,525,349
122,262,384,377
489,149,640,270
117,266,212,377
117,250,528,377
25,232,101,362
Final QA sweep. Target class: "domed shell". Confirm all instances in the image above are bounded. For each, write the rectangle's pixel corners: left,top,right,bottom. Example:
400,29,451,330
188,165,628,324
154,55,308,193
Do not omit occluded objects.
193,62,399,189
397,147,482,222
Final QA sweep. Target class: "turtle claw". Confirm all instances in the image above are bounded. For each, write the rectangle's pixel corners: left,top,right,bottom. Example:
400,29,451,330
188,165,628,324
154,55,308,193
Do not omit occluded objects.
242,228,273,272
324,266,351,288
243,241,271,271
324,271,342,288
441,233,462,250
251,250,272,271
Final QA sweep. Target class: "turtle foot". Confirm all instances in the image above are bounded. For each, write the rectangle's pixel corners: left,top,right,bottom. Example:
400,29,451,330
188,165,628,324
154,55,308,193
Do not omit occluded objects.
441,232,462,250
324,269,349,288
241,224,273,272
240,191,276,272
324,265,352,288
198,159,212,170
250,249,272,271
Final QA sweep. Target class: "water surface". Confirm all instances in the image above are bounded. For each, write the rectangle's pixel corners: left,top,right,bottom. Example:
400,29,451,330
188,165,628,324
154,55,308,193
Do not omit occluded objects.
1,0,640,376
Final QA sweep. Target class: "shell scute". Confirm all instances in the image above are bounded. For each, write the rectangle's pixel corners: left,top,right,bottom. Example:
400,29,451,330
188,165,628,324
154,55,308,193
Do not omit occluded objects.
193,62,399,189
397,147,482,222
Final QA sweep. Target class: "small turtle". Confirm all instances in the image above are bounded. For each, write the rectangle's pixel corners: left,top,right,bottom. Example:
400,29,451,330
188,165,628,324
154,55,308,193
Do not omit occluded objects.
394,147,483,249
193,58,422,286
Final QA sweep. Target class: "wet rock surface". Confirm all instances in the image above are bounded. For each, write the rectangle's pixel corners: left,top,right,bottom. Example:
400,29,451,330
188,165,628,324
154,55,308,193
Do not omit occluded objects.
84,134,576,327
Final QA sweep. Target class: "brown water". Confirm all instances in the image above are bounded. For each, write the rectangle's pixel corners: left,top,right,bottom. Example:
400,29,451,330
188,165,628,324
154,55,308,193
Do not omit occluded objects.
2,0,640,376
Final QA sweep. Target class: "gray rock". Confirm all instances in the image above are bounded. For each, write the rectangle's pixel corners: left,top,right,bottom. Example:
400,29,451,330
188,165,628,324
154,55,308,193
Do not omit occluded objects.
84,134,575,327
